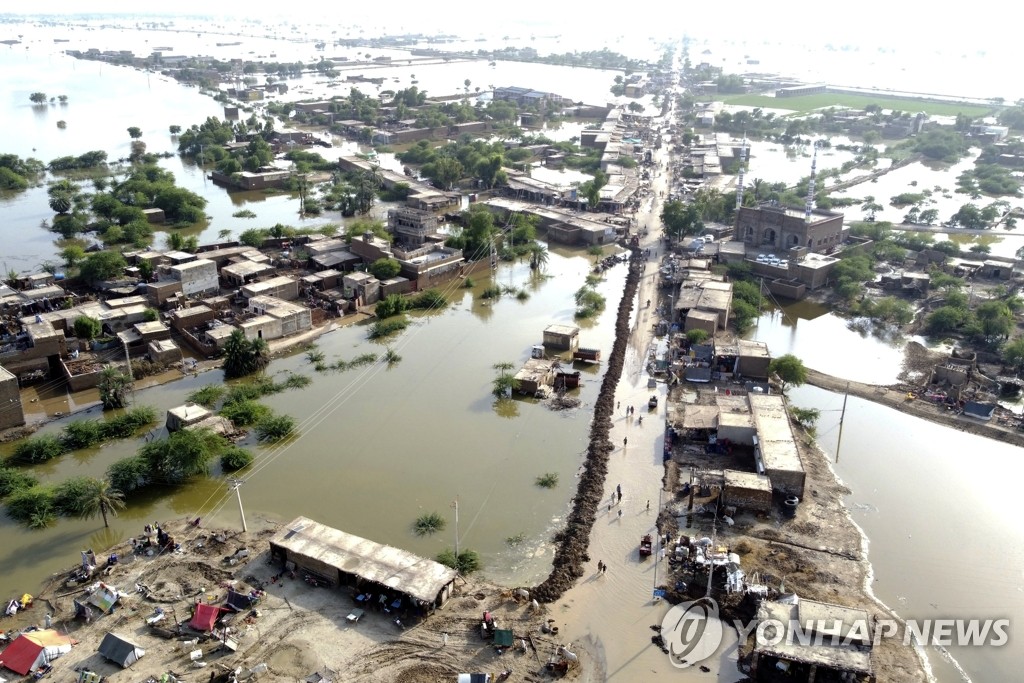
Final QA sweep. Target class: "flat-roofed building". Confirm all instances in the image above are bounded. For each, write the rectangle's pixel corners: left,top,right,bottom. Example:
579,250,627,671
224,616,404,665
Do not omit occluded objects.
222,260,276,287
750,393,804,497
242,296,312,341
240,276,299,302
169,259,219,297
543,324,580,351
0,365,25,430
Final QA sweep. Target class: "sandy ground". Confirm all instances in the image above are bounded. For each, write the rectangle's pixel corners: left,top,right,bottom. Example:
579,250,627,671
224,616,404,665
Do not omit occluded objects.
13,521,578,683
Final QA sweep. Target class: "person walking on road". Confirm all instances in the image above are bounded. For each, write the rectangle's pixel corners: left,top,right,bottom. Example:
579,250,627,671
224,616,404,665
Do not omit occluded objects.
623,437,628,448
617,509,623,521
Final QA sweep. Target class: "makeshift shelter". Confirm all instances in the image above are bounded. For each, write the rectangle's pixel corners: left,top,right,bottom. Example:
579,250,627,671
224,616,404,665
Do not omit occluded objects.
189,603,226,632
225,590,255,612
269,516,458,609
97,632,145,668
0,629,74,675
87,583,121,613
457,676,492,683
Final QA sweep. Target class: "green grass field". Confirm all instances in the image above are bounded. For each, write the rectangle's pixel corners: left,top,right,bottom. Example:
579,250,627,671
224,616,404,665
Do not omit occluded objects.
720,92,995,118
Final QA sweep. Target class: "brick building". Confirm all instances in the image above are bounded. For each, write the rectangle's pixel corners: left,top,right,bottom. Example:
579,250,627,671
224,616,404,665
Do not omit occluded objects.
735,204,845,254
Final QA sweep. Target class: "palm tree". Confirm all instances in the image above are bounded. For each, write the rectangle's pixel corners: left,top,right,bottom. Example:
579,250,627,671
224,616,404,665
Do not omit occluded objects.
528,243,549,271
76,478,126,528
98,366,133,409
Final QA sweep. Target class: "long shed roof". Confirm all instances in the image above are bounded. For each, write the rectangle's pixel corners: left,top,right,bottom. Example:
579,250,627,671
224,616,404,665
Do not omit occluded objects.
269,517,457,603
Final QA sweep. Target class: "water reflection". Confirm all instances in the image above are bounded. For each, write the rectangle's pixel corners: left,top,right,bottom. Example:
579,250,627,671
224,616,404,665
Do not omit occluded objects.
746,301,906,384
493,398,520,419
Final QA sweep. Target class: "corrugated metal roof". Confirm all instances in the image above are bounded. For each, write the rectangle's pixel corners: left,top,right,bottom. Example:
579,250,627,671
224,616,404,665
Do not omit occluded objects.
270,517,457,604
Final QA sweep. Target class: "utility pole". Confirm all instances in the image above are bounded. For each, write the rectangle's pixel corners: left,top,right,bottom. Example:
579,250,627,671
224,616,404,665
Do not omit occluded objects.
229,479,248,532
452,497,460,561
835,382,850,464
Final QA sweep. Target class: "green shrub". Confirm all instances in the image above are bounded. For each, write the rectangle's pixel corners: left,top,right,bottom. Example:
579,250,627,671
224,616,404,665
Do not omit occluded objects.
436,548,481,574
375,293,408,319
0,467,38,498
280,374,311,390
73,315,102,340
10,434,66,464
536,472,559,489
481,285,502,299
413,511,446,536
107,455,149,495
52,476,95,517
100,406,157,439
60,420,104,450
220,400,271,427
220,447,254,471
255,415,296,442
368,318,408,339
223,377,279,405
411,289,447,310
5,486,57,527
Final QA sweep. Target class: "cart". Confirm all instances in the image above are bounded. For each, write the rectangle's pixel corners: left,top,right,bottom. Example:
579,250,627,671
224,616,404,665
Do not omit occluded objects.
640,534,653,558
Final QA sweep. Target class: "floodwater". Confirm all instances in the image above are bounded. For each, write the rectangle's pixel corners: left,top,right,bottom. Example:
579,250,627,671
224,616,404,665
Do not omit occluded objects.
790,384,1024,683
0,251,626,598
1,21,1021,682
745,301,907,385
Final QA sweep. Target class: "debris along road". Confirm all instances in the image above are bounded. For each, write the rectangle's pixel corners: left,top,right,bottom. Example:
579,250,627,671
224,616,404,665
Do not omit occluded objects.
552,100,743,682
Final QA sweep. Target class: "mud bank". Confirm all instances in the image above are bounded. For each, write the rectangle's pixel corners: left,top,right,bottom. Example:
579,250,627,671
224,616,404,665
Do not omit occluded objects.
531,253,643,603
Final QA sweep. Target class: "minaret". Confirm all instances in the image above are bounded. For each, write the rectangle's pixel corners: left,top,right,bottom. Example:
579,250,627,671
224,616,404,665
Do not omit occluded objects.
804,143,818,222
735,135,748,211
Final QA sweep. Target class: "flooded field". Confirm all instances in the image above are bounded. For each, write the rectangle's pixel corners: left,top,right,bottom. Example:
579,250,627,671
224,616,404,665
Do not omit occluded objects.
0,250,626,599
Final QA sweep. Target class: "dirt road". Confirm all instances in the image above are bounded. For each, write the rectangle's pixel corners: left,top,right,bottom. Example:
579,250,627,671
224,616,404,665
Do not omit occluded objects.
804,367,1024,448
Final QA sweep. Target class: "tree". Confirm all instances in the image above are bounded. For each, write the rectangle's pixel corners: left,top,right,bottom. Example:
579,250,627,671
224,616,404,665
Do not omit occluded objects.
129,140,147,162
768,354,807,391
528,243,549,271
223,329,270,379
72,478,126,528
60,244,86,270
976,301,1014,340
127,126,143,139
169,124,182,135
48,192,72,214
661,200,704,240
1003,337,1024,371
423,156,464,191
369,258,401,280
73,315,101,341
79,251,127,282
98,366,133,410
29,92,47,104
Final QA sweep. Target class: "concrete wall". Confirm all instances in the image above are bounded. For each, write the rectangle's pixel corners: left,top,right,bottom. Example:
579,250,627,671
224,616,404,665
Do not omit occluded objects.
766,468,805,498
170,260,219,297
0,368,25,430
722,484,772,514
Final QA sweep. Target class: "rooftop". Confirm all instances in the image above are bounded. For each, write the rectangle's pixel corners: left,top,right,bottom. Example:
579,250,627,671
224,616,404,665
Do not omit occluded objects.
749,394,803,474
755,599,873,674
269,517,457,604
171,258,215,273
